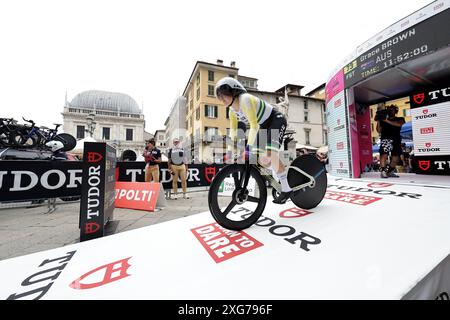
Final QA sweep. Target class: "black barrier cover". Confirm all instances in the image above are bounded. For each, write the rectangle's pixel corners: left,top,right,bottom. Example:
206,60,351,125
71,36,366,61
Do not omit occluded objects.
116,162,224,188
413,155,450,175
79,142,116,242
0,161,224,202
0,160,82,201
410,83,450,108
344,9,450,87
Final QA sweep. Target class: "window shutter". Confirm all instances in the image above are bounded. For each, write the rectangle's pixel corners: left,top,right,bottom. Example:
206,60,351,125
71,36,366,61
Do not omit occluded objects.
214,105,218,118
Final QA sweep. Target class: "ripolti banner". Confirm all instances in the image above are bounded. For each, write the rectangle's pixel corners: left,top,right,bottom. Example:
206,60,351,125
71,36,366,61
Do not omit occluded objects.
79,142,116,242
115,182,165,211
0,160,82,201
1,176,450,300
116,162,224,188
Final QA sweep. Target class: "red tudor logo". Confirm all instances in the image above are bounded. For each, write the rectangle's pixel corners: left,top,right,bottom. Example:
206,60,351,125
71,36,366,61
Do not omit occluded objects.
85,222,100,234
204,167,217,184
367,182,393,188
279,207,313,218
423,109,428,114
425,142,432,148
418,160,430,171
413,93,425,105
70,257,132,290
87,152,103,163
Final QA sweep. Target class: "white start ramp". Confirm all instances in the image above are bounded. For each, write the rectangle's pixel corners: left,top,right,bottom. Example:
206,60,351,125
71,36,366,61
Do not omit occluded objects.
1,176,450,300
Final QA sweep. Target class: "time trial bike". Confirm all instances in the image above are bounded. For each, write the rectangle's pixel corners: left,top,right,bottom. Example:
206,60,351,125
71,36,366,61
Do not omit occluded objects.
208,153,327,231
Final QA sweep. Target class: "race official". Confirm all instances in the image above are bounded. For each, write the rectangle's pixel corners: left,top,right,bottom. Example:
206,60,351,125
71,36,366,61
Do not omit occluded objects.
168,137,189,199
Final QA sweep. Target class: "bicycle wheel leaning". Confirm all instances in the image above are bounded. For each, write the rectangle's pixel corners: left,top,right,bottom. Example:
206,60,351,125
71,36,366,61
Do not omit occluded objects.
208,164,267,231
288,154,327,209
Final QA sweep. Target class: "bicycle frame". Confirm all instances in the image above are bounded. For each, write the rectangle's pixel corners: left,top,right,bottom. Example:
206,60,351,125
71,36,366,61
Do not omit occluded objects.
240,159,324,193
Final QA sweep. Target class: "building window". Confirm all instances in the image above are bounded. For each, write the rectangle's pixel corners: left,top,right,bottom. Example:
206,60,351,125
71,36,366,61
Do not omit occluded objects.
205,105,218,118
229,74,235,78
226,106,230,119
190,99,193,110
102,127,110,140
196,73,200,86
304,129,311,145
208,70,214,81
370,108,373,118
371,123,374,131
126,128,133,141
76,125,85,139
304,111,309,122
205,127,219,140
403,109,407,117
196,107,200,120
304,100,308,109
208,85,215,96
196,88,200,100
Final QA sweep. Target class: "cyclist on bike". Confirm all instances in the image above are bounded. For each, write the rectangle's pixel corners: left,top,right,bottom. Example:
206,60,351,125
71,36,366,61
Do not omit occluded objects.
215,77,291,204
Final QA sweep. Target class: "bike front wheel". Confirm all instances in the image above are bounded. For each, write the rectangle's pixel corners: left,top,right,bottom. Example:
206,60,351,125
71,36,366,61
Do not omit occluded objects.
208,164,267,231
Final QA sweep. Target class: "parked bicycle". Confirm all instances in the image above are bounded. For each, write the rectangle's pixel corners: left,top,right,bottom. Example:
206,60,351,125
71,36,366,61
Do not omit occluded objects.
208,153,327,231
11,117,76,151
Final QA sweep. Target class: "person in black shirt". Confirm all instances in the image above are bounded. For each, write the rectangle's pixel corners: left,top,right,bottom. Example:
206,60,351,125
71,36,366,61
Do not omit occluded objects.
143,139,161,183
376,104,405,178
168,137,189,199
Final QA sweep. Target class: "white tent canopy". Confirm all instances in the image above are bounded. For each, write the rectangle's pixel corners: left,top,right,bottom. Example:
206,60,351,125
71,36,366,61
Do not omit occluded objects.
296,144,319,150
71,136,97,154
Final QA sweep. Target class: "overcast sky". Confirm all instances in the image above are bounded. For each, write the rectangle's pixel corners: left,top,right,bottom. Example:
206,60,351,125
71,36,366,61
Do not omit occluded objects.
0,0,432,134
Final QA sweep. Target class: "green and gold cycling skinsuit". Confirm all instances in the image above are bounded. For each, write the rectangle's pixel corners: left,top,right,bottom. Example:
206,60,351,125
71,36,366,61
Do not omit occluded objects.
228,93,287,154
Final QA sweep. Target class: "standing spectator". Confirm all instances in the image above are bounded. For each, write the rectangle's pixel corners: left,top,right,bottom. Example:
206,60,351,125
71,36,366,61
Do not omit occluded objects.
143,139,161,183
168,137,189,200
400,144,411,173
375,104,405,178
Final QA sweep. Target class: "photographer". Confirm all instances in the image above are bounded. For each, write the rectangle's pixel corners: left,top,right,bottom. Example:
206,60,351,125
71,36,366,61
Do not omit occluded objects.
375,104,405,178
143,139,161,183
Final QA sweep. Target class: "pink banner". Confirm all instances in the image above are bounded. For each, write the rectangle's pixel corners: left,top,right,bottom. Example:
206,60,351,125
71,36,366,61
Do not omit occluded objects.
326,69,344,102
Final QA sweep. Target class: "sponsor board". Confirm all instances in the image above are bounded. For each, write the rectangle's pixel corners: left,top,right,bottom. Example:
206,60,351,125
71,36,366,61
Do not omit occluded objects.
413,155,450,175
79,142,116,242
218,177,256,197
115,182,164,212
410,100,450,161
0,161,82,201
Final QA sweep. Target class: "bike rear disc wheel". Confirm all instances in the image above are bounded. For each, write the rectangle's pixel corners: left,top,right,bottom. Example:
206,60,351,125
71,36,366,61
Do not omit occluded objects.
54,133,77,151
208,164,267,231
288,154,327,209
